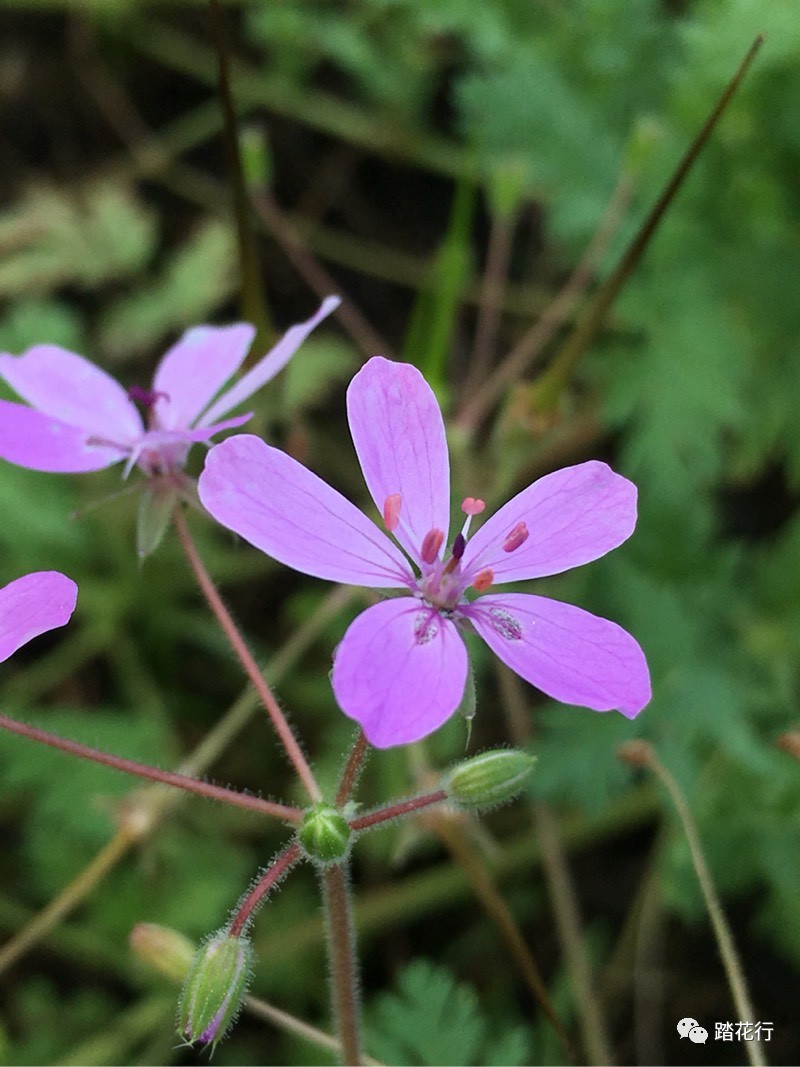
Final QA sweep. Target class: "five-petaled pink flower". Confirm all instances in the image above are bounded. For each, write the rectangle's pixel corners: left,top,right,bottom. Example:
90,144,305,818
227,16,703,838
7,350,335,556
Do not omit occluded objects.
0,571,77,663
198,356,651,748
0,297,339,478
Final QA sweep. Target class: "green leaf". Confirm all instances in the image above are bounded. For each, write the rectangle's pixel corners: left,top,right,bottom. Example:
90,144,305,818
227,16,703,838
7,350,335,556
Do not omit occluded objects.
98,219,237,358
367,960,530,1066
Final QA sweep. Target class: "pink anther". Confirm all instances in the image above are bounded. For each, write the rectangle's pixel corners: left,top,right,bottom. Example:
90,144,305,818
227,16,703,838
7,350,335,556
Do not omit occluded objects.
502,521,529,553
461,497,486,516
471,568,494,593
420,528,445,565
383,493,402,532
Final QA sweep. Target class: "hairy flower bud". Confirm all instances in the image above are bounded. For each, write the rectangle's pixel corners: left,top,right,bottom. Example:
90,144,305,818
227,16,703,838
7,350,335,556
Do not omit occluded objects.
298,803,352,865
177,930,253,1049
443,749,536,810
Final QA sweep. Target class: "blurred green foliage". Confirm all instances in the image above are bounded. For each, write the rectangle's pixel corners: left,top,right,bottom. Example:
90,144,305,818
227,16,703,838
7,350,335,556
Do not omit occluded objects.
1,0,799,1064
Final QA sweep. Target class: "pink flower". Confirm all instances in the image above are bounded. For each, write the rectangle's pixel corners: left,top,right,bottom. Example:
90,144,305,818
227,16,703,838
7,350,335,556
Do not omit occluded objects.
0,571,77,662
0,297,339,478
198,356,651,748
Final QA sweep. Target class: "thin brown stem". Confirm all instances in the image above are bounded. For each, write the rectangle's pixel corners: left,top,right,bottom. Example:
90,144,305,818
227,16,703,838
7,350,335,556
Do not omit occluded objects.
619,742,766,1067
350,790,447,832
456,172,631,433
335,729,369,807
229,842,303,937
462,209,515,401
173,506,322,802
323,863,362,1066
426,810,575,1060
497,665,614,1065
0,713,300,822
253,188,392,360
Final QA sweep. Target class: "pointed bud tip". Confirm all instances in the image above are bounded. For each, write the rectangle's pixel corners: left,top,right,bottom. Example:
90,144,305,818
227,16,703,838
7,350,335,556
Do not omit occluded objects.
443,749,536,810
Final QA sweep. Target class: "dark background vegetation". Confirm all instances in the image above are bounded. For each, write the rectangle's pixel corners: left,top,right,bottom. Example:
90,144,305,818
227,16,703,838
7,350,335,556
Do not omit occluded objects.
0,1,798,1064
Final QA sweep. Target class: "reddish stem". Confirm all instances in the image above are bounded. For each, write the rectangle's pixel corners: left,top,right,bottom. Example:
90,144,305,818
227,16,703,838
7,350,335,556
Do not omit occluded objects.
173,507,322,802
229,841,303,936
335,729,368,807
350,790,448,832
0,713,301,823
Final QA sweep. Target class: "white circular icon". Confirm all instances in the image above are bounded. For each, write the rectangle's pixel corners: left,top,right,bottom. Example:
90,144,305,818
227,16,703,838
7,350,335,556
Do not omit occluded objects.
677,1017,699,1038
688,1025,708,1044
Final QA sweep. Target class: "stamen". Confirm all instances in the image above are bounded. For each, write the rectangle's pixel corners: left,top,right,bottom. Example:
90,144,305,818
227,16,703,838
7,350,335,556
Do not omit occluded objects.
471,568,494,593
383,493,402,532
502,521,529,553
461,497,486,517
420,528,444,565
460,497,486,539
443,532,466,575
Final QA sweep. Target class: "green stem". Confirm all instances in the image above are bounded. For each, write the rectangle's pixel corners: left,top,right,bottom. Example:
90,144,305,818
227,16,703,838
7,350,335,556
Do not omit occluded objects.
208,0,270,340
619,743,766,1067
323,863,362,1066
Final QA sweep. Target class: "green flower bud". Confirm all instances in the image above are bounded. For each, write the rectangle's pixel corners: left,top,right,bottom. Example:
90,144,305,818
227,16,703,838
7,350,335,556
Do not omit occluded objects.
298,803,352,865
177,930,253,1049
443,749,536,810
130,922,195,985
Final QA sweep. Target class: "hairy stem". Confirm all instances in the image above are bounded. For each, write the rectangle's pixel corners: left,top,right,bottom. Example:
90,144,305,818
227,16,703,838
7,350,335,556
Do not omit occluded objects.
350,790,448,832
336,729,369,806
173,506,322,802
229,843,303,937
0,713,300,822
323,863,362,1066
244,993,383,1066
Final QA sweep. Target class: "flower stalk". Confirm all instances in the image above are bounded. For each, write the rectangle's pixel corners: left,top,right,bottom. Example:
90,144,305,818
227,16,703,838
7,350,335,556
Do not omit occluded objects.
323,862,362,1066
172,505,322,802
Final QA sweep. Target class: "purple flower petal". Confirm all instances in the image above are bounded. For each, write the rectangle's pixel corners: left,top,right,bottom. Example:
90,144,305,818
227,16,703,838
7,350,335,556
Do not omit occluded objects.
198,434,411,587
332,598,468,747
153,323,256,430
462,461,637,583
198,296,341,428
0,344,142,442
466,592,650,717
0,571,78,663
0,399,129,472
347,356,450,562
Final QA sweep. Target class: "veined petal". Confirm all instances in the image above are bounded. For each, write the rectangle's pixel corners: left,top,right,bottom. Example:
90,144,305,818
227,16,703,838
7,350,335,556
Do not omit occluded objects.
462,461,637,583
332,598,468,747
347,356,450,562
0,400,128,472
198,434,411,587
0,571,78,663
198,296,341,427
153,324,256,430
0,344,142,441
466,593,651,718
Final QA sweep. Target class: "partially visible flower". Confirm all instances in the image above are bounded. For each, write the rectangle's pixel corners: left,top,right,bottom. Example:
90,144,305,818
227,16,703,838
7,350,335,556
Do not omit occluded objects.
198,356,651,748
0,571,77,662
0,297,339,479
